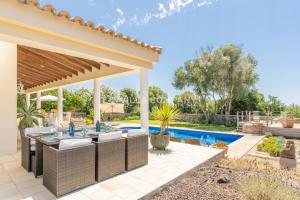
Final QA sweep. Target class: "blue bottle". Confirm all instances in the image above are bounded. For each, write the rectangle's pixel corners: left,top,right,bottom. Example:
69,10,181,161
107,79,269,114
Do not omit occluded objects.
69,122,75,136
96,120,101,132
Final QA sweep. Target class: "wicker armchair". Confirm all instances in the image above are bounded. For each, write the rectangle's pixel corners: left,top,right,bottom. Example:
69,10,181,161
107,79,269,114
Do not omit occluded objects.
43,144,96,197
125,134,148,171
95,138,125,181
21,133,34,172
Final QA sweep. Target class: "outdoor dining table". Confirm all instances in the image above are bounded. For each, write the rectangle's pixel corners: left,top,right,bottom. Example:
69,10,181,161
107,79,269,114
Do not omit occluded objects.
27,128,120,177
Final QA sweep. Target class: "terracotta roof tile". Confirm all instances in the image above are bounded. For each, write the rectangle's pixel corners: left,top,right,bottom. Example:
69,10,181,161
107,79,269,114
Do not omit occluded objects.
17,0,162,54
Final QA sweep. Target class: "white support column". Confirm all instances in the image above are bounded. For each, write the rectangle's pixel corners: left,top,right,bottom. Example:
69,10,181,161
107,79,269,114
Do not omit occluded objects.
26,93,30,108
36,91,42,126
140,69,149,132
57,86,63,126
0,41,17,155
36,91,41,110
93,78,101,124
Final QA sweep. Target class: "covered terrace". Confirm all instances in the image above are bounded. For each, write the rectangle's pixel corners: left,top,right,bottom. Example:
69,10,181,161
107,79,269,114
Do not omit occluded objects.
0,0,162,156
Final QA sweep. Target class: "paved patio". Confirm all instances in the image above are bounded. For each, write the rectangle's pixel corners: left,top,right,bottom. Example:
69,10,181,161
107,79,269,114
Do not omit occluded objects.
0,141,223,200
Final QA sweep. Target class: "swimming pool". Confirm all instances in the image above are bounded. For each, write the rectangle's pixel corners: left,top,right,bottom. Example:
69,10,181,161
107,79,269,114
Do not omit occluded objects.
121,126,242,145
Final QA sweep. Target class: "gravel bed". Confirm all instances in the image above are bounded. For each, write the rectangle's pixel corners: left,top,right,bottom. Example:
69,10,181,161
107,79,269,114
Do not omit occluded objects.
148,163,300,200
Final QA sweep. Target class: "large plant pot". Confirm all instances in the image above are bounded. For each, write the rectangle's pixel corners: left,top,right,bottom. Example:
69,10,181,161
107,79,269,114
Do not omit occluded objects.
280,119,296,128
150,133,170,150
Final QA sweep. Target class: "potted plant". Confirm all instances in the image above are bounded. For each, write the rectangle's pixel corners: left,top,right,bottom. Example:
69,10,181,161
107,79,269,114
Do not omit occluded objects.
280,109,296,128
17,100,43,135
212,141,229,154
150,103,179,150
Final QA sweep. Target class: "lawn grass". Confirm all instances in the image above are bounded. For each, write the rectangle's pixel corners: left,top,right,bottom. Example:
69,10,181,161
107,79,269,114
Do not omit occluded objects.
116,119,236,132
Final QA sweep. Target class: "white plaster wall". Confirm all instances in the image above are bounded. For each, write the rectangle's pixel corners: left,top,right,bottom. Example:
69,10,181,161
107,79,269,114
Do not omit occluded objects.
0,41,17,156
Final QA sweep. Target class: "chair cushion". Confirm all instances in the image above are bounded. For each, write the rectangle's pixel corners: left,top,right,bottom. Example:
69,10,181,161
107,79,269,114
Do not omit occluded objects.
59,138,92,151
25,127,56,136
127,129,147,137
98,131,122,142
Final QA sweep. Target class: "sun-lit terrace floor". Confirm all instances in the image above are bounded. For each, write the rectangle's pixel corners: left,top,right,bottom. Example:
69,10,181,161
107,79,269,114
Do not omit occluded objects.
0,141,224,200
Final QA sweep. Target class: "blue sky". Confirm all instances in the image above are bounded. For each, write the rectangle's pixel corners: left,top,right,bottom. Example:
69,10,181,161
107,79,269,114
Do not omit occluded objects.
40,0,300,105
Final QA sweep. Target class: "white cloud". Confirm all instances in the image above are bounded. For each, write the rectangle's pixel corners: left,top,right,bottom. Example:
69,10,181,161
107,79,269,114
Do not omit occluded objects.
112,8,126,30
111,0,219,29
116,8,124,16
142,0,216,24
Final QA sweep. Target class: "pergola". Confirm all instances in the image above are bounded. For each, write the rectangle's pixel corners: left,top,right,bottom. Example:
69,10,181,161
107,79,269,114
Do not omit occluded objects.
0,0,162,156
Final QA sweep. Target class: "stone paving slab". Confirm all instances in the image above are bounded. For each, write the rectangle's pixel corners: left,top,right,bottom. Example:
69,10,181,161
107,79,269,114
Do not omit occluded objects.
0,142,223,200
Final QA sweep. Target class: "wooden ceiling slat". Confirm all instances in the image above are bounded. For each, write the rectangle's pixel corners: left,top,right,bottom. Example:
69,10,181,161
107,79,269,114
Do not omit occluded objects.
18,50,74,77
64,57,96,71
17,45,112,90
19,47,79,76
18,62,61,81
19,61,68,80
81,58,101,69
18,71,51,85
52,53,92,72
26,49,87,74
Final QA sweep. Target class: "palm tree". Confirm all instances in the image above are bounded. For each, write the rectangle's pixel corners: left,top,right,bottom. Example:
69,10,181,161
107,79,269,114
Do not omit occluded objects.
152,103,180,135
17,100,43,130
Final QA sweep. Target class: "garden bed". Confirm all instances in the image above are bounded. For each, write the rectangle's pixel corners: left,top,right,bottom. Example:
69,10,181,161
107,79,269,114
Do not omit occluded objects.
149,159,300,200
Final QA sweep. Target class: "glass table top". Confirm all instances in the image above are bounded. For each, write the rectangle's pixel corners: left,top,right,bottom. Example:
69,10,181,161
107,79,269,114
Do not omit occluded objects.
31,128,121,145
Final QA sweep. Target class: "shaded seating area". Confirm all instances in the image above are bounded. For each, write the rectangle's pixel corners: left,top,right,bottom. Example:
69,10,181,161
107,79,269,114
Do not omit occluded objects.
21,126,149,197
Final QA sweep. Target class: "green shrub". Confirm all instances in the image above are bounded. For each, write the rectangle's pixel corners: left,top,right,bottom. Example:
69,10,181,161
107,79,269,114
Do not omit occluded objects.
213,141,228,148
265,132,272,138
112,117,122,121
257,136,285,157
239,175,300,200
125,115,140,120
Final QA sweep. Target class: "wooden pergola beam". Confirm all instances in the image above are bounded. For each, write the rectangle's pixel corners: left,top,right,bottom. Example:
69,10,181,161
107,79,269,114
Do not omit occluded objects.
18,50,74,78
18,62,62,81
19,47,79,76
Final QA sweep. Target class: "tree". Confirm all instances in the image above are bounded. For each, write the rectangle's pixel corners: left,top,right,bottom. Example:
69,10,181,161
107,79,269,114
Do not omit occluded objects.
264,95,285,114
63,91,85,112
120,88,138,113
231,90,266,113
149,86,168,112
41,89,85,112
41,90,58,112
75,88,93,115
100,85,119,103
173,44,258,122
173,92,200,113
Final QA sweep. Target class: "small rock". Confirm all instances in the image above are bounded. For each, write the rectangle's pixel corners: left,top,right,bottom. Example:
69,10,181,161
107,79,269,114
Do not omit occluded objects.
217,175,230,184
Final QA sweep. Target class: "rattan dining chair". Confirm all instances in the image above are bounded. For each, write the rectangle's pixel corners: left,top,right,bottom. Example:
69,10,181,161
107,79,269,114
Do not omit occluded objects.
43,142,95,197
125,133,148,171
95,137,125,181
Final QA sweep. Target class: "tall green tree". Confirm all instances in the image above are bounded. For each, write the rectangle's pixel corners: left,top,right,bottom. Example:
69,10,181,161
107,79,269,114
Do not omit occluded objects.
173,44,258,122
75,88,93,115
231,90,266,113
100,85,119,103
120,88,138,113
149,86,168,112
264,95,285,114
173,92,200,113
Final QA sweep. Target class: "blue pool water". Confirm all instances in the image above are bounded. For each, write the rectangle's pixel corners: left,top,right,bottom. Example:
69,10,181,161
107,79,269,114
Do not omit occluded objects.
121,126,242,145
